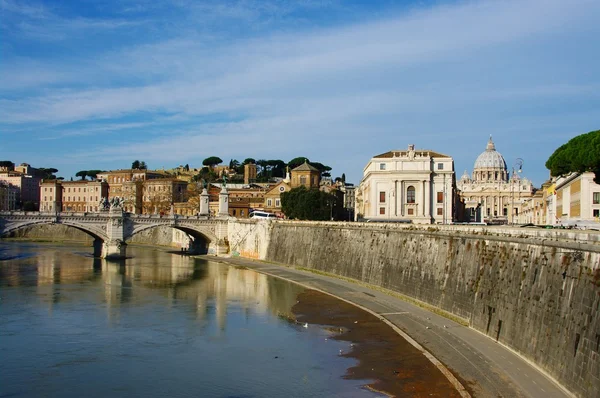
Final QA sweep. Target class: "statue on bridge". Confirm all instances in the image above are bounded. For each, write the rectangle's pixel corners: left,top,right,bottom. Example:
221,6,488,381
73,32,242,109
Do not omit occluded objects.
100,196,125,211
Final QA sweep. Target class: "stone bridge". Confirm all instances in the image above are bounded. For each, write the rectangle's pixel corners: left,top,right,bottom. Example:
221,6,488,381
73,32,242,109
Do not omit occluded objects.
0,210,230,259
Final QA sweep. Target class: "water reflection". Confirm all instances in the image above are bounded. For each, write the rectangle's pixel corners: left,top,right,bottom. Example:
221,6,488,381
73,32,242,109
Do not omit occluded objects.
0,242,378,398
0,243,301,332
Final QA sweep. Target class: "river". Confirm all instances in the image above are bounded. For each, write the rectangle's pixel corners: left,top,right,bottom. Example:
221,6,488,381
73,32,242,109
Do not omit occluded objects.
0,242,381,397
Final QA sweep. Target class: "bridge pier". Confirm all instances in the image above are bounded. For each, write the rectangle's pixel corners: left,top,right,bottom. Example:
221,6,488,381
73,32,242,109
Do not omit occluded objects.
102,239,127,259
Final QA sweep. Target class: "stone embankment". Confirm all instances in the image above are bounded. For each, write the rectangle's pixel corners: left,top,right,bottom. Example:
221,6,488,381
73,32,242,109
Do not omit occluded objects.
230,220,600,398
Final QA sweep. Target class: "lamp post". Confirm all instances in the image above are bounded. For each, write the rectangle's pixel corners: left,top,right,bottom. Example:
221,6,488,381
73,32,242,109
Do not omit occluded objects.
510,158,524,225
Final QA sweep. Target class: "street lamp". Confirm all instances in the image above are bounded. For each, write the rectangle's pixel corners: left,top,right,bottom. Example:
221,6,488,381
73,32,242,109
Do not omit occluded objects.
510,158,524,225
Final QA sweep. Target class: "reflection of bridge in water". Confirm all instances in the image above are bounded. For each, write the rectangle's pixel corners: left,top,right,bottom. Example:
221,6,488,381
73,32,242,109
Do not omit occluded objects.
0,210,230,258
0,245,301,332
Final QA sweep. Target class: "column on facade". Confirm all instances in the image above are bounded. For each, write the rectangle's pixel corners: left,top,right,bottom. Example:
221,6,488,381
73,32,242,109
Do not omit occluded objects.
422,180,426,216
425,179,430,218
394,180,398,216
400,181,405,216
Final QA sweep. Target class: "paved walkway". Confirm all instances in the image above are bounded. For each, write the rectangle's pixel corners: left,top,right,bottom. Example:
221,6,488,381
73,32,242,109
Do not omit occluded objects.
213,256,573,398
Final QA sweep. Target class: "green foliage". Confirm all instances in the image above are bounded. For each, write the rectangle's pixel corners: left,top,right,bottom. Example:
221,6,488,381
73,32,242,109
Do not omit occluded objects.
75,170,88,180
309,162,331,173
139,161,147,170
0,160,14,168
38,167,59,180
192,168,217,182
546,130,600,183
288,157,309,169
281,186,337,220
87,170,103,180
243,158,256,165
131,160,140,169
203,156,223,167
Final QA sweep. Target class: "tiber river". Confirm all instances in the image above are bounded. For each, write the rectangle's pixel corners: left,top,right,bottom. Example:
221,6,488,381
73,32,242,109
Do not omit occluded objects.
0,242,382,397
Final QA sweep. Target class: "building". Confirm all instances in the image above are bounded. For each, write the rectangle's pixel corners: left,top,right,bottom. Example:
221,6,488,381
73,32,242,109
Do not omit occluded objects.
457,137,534,224
554,172,600,227
0,164,42,209
0,181,19,210
40,179,109,213
356,144,456,224
290,161,320,189
96,169,171,214
142,178,187,215
244,163,257,184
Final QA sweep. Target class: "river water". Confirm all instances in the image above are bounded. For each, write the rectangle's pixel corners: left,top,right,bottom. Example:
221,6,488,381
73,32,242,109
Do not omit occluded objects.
0,242,380,398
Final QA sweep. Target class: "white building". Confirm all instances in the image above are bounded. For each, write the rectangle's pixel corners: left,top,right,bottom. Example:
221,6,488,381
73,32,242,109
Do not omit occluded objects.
457,137,534,224
555,172,600,227
356,145,456,224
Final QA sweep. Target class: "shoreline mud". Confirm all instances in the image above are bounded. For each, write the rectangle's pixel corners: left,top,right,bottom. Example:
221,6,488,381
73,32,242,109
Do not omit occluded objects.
292,289,464,398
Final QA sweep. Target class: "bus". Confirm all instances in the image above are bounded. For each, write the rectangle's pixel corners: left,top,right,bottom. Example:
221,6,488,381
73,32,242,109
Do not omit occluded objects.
249,211,278,219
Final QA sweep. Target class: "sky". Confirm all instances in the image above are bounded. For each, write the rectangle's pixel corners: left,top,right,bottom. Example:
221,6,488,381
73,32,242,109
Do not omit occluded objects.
1,0,599,186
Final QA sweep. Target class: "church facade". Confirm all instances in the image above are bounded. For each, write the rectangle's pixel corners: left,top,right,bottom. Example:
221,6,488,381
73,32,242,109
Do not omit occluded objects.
457,137,534,224
356,145,456,224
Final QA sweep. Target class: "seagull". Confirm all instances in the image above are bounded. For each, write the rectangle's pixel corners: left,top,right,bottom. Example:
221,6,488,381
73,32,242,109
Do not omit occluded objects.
303,323,308,328
443,325,448,329
354,321,358,324
426,326,431,329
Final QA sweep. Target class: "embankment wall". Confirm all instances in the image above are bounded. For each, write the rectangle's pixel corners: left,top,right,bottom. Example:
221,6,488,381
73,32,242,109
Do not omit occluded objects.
234,221,600,397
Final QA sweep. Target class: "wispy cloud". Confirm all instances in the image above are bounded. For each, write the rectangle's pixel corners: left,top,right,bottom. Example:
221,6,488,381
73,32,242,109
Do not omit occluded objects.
1,0,599,183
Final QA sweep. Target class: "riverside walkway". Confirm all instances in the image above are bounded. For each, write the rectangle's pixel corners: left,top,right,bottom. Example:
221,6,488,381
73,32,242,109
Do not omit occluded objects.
216,256,572,398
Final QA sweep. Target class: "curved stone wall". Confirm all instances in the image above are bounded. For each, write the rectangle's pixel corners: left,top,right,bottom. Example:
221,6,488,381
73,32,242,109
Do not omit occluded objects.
264,222,600,398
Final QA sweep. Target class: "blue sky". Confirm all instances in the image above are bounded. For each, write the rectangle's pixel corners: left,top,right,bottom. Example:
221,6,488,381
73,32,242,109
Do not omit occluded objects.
1,0,599,185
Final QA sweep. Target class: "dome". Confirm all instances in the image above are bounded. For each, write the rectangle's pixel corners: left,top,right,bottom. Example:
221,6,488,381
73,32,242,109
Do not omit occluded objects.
474,136,507,170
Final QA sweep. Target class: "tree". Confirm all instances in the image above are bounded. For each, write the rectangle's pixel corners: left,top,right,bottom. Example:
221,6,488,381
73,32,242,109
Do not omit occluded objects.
0,160,14,169
87,170,103,180
75,170,88,180
38,167,59,180
288,157,310,169
546,130,600,184
131,160,141,169
229,159,240,169
243,158,256,165
203,156,223,168
341,173,346,184
139,161,148,170
281,186,337,220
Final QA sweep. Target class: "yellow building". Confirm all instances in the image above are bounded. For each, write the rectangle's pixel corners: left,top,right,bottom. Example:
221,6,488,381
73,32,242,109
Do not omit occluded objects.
290,162,320,189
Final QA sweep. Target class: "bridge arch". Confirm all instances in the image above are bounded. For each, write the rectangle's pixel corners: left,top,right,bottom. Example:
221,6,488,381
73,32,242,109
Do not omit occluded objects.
1,219,108,242
127,223,218,255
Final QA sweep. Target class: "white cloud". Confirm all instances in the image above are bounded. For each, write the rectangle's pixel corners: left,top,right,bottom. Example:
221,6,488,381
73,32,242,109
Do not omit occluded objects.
1,0,600,183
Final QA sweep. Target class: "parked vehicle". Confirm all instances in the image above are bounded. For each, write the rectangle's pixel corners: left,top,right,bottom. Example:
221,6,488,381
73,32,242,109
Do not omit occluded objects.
249,211,278,219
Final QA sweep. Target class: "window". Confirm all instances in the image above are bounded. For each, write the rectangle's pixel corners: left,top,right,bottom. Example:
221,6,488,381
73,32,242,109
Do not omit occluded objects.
380,207,385,215
275,199,280,207
408,208,414,215
437,208,443,215
379,191,386,203
232,209,236,216
437,192,443,203
437,163,443,170
379,163,386,170
594,192,600,204
594,209,599,218
407,186,415,203
267,199,272,207
503,208,508,216
300,176,307,185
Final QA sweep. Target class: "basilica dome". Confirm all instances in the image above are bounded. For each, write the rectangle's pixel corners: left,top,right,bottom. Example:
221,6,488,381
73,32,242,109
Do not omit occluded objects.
474,136,507,171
